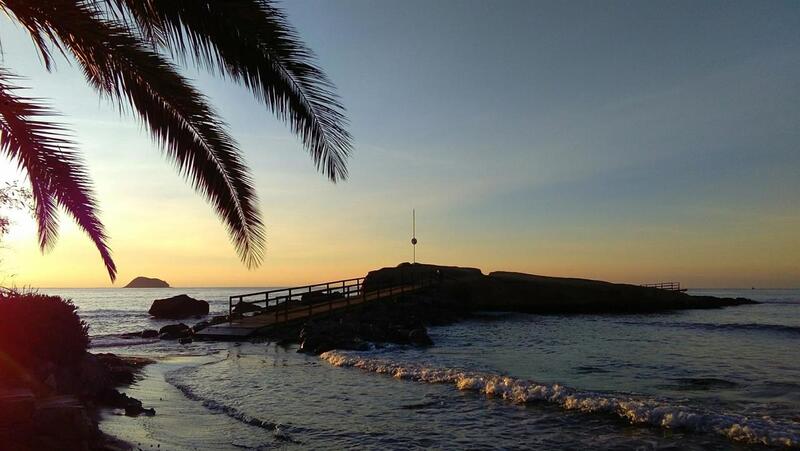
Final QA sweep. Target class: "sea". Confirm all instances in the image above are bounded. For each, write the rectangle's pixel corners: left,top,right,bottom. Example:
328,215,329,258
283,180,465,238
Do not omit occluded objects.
41,287,800,450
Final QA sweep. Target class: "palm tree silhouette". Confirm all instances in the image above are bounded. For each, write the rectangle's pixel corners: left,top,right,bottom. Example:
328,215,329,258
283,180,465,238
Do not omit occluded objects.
0,0,352,281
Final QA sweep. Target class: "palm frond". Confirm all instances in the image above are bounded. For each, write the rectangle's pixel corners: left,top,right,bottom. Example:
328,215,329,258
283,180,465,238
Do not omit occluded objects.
104,0,353,182
0,68,116,280
3,0,266,268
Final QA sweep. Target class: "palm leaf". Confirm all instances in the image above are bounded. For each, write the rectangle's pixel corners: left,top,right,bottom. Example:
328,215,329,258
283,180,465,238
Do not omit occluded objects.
103,0,353,182
2,0,266,268
0,69,116,280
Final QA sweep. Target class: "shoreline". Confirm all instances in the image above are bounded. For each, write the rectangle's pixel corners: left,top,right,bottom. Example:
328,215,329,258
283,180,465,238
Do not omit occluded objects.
98,353,231,450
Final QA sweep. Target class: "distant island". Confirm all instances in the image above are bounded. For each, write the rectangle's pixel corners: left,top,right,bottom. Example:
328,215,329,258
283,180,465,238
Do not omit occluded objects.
124,276,170,288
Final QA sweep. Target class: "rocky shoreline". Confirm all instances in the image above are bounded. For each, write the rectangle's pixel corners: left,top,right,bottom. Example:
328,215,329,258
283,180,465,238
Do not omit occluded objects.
0,352,155,451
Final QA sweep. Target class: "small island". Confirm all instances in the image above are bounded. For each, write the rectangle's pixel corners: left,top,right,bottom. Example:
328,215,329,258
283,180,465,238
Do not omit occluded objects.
124,276,170,288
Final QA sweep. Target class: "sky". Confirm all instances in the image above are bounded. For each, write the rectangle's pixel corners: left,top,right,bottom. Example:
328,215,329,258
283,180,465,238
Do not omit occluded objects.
0,0,798,288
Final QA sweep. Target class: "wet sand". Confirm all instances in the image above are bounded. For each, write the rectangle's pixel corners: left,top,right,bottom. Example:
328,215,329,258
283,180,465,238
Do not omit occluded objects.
99,354,266,451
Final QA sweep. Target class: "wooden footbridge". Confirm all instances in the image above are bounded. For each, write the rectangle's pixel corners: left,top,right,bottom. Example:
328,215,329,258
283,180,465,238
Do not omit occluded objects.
641,282,687,292
195,274,438,339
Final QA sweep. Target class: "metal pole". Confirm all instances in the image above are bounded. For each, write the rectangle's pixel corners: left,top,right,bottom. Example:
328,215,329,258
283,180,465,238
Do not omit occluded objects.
412,209,416,264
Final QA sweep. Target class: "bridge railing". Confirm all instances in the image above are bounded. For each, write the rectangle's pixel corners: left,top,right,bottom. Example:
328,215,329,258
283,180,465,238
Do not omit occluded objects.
229,277,365,318
641,282,682,291
228,272,440,324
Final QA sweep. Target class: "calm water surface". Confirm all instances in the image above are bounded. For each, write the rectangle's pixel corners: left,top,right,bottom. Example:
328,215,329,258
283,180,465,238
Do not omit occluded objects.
43,287,800,449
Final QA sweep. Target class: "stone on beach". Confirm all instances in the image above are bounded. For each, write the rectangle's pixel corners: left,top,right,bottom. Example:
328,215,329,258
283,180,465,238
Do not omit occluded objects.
148,294,209,319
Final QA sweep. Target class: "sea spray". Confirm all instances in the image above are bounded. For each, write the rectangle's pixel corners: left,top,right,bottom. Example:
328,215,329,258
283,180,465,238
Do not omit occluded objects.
321,350,800,448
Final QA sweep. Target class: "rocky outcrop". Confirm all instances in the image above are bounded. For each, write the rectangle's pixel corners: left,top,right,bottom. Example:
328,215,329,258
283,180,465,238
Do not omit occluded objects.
148,294,209,319
364,263,757,315
124,276,169,288
363,262,482,292
470,271,756,313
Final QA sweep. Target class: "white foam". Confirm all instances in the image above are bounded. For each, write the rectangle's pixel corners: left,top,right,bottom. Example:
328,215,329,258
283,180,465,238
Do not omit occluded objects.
89,334,159,348
321,351,800,448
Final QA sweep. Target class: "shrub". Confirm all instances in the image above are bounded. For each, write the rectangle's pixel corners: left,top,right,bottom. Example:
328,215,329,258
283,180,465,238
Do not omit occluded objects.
0,291,89,374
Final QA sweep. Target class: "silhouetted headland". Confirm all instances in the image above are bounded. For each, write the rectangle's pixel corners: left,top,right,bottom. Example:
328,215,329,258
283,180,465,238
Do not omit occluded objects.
124,276,170,288
366,263,756,314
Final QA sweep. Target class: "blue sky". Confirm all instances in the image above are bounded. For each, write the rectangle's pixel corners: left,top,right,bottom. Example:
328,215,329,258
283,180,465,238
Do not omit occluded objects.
1,0,798,287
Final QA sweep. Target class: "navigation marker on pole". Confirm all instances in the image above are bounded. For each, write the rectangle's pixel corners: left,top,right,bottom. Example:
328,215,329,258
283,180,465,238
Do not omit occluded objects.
411,209,417,264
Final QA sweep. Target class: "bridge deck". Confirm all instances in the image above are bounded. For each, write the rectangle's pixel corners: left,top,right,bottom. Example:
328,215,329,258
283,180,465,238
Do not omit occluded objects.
196,282,423,339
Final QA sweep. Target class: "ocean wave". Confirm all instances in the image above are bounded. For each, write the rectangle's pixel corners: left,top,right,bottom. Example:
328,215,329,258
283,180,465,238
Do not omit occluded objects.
623,320,800,335
694,322,800,335
164,366,300,444
89,334,160,348
321,351,800,448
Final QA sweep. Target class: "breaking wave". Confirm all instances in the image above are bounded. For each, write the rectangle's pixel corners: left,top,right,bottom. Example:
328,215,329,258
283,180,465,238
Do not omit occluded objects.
89,334,159,348
164,366,299,444
321,350,800,448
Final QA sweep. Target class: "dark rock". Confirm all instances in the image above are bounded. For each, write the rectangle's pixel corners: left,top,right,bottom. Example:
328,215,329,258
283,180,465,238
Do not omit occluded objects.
301,290,344,304
337,337,370,351
478,271,758,313
298,332,371,354
141,329,159,338
98,388,155,416
408,328,433,346
298,335,330,354
158,323,191,340
232,301,262,314
124,276,169,288
366,262,758,314
178,337,193,345
192,321,210,332
148,294,209,319
92,353,153,386
363,262,482,293
159,323,189,335
209,315,229,326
